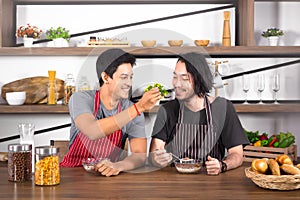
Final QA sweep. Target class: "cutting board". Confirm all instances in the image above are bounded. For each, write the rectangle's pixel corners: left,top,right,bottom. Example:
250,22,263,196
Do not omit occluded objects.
1,76,65,104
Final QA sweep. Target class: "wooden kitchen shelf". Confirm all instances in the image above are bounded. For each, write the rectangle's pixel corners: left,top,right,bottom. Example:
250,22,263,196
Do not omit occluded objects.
0,104,69,114
0,103,299,114
148,103,300,113
0,46,299,57
15,0,236,4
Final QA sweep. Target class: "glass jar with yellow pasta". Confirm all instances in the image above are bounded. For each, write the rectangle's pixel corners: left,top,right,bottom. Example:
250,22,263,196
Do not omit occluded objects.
34,146,60,186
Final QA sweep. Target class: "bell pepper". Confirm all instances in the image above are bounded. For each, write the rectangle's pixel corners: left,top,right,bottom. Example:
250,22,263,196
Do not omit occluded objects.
273,141,279,148
261,140,269,146
254,140,261,147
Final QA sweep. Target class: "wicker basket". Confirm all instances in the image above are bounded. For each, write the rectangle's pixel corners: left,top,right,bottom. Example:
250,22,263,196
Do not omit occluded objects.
245,167,300,190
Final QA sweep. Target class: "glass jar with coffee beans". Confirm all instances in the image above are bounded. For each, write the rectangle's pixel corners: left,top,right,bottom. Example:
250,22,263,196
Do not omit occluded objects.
8,144,32,182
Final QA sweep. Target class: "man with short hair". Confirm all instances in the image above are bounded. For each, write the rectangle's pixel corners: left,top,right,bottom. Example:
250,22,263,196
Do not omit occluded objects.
61,48,161,176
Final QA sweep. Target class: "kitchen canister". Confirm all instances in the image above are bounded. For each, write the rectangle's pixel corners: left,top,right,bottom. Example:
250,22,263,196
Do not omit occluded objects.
64,73,76,105
34,146,60,186
8,143,32,182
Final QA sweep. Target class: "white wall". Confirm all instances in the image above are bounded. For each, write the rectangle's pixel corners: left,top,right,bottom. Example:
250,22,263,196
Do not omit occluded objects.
16,4,235,47
0,2,300,154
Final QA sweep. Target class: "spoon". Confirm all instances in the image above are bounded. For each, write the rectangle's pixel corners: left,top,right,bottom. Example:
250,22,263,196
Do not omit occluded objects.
169,153,182,163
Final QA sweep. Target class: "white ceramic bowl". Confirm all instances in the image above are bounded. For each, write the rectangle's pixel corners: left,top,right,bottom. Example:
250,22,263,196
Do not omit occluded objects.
6,91,26,105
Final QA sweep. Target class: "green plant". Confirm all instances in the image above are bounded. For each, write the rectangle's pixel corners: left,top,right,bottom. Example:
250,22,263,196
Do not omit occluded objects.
261,28,284,38
46,26,70,41
15,23,42,39
144,83,168,97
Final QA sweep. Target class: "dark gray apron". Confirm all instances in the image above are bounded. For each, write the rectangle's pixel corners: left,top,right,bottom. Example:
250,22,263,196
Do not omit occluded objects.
171,95,221,163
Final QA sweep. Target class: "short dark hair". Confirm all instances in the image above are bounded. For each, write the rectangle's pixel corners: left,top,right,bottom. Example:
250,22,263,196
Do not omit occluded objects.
177,53,213,97
96,49,136,87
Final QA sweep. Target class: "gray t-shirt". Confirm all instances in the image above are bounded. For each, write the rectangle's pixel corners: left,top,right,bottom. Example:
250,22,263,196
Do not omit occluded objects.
68,90,146,147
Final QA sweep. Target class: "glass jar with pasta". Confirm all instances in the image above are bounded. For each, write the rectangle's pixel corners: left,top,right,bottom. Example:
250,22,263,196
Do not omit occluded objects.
34,146,60,186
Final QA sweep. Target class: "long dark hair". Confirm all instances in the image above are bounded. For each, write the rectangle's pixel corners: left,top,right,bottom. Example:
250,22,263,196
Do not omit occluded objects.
177,52,213,97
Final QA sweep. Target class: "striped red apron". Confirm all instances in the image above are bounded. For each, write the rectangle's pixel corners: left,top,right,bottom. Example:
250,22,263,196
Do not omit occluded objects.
60,90,123,167
171,95,221,163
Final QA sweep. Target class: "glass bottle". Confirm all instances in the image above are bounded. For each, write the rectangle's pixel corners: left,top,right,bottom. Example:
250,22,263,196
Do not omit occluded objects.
35,146,60,186
64,74,76,105
78,76,91,91
8,144,32,182
48,70,57,105
18,123,35,173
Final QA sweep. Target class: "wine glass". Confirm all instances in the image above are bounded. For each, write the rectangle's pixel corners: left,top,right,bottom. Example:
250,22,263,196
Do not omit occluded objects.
242,75,250,104
257,74,265,104
272,74,280,104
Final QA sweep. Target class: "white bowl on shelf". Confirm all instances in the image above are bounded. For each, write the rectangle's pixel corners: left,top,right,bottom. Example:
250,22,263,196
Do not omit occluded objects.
6,91,26,105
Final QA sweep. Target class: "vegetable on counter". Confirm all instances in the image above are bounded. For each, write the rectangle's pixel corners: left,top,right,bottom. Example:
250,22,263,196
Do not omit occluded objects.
253,140,261,147
244,129,259,144
244,129,295,148
259,133,268,141
261,140,269,146
268,136,277,147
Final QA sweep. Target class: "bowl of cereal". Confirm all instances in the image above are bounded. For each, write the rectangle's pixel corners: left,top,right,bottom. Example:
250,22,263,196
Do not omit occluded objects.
174,158,202,174
82,158,109,173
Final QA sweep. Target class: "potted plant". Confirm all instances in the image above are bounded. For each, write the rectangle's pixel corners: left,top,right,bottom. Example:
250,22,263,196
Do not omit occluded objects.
261,28,284,46
15,23,42,47
46,26,70,47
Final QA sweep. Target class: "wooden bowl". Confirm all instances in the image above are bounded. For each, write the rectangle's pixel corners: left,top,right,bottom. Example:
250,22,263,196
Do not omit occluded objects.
141,40,156,47
194,40,210,46
168,40,183,47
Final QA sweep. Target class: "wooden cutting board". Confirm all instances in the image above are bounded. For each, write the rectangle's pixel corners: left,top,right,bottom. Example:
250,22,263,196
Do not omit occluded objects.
1,76,65,104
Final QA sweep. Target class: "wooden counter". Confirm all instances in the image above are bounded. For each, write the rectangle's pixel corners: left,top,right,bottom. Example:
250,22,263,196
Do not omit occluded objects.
1,103,300,114
0,162,299,199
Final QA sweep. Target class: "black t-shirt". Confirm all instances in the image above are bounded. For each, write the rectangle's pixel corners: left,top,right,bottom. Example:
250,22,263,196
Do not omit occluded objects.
152,97,249,159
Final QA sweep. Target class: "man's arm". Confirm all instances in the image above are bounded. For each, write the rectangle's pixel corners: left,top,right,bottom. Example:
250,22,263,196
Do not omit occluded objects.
149,138,172,167
206,145,244,175
223,144,244,170
117,137,147,170
95,137,147,176
74,88,160,140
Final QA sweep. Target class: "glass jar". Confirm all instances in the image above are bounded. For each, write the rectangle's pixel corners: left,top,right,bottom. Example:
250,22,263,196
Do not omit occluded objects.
48,80,57,104
34,146,60,186
64,74,76,105
8,144,32,182
78,76,91,91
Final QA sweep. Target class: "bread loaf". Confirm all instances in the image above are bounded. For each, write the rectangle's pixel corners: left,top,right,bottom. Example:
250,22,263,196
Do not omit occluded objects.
276,154,293,165
280,164,300,175
267,159,280,176
0,152,8,161
251,159,268,174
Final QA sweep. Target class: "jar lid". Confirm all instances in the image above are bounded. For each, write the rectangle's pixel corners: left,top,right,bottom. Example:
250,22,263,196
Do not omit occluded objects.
8,143,32,152
35,146,59,155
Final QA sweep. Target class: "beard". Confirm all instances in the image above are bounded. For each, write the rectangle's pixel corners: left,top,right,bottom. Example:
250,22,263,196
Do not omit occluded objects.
175,87,196,101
